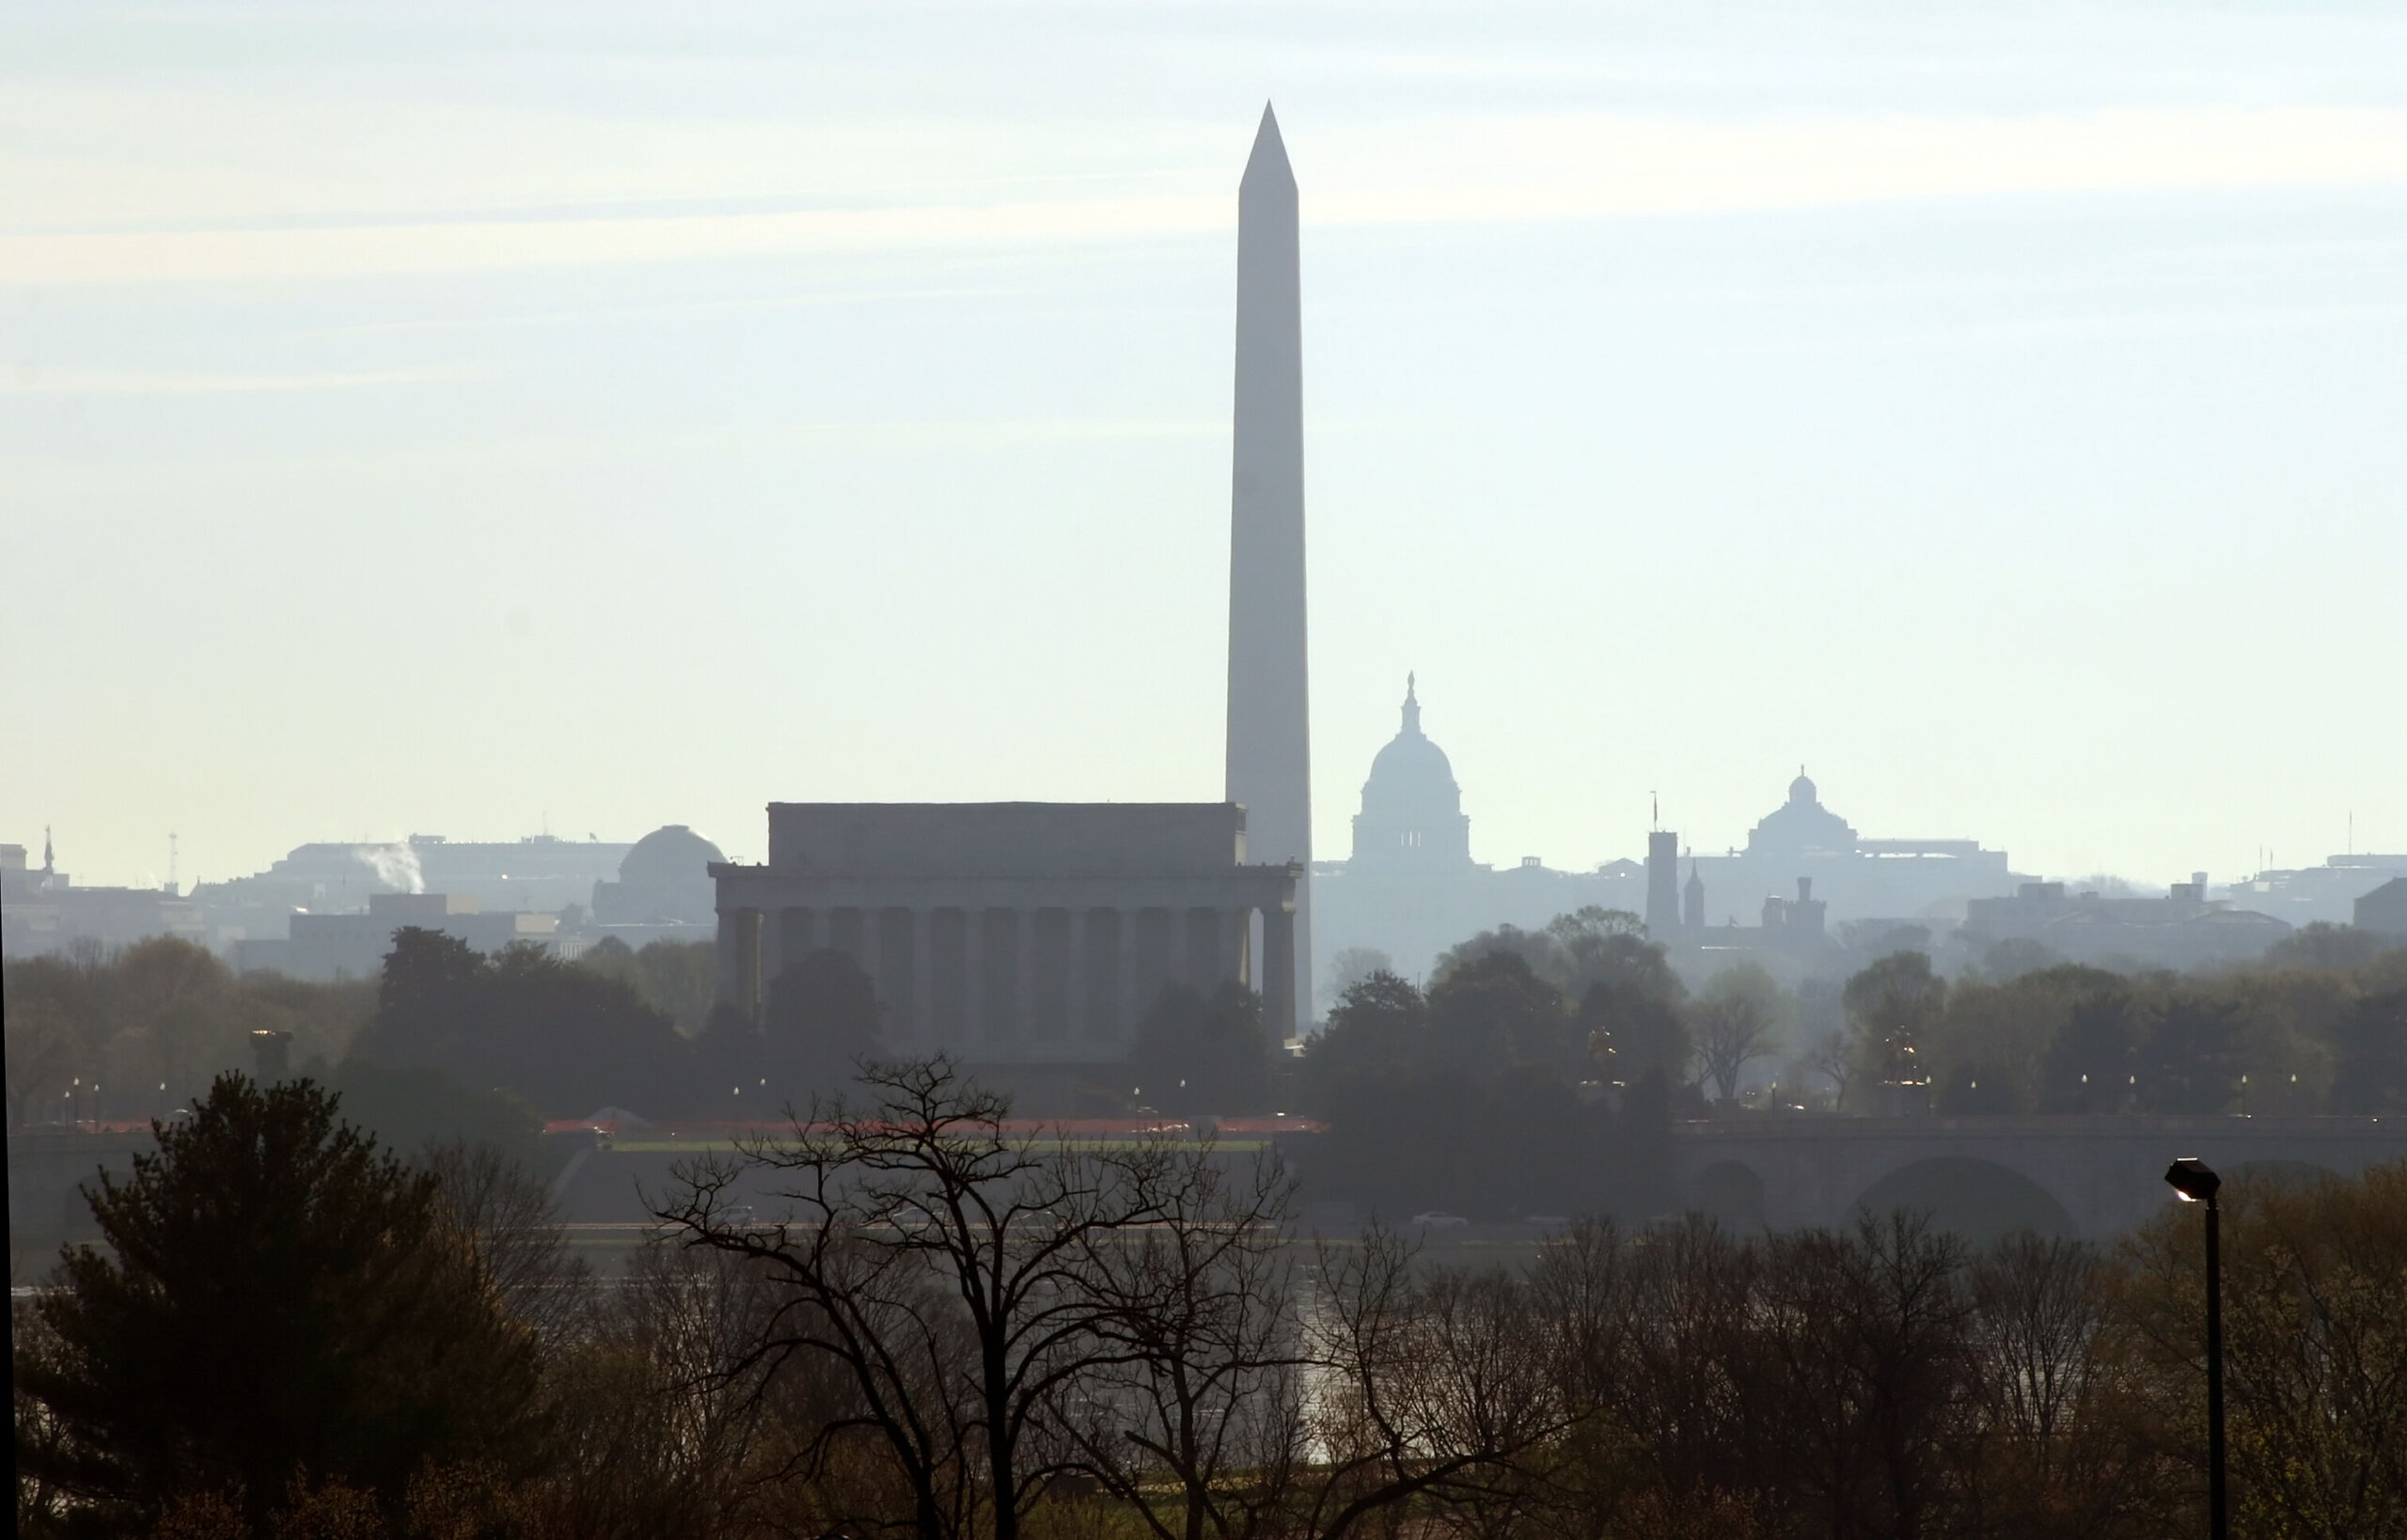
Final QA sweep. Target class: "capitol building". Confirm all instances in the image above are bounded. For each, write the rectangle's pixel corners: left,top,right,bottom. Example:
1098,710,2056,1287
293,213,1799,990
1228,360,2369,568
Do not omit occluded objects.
1312,680,2025,988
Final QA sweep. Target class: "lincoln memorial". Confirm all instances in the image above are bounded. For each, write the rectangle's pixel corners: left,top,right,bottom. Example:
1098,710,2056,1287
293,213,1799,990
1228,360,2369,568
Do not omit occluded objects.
710,803,1303,1062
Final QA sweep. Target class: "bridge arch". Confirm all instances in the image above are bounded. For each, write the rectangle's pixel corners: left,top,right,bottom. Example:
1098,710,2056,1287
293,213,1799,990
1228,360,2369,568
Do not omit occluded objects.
1695,1160,1767,1231
1853,1155,2077,1243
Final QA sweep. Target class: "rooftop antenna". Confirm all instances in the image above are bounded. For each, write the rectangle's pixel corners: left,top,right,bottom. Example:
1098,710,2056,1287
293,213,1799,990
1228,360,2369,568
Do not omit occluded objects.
1651,791,1659,831
168,832,178,893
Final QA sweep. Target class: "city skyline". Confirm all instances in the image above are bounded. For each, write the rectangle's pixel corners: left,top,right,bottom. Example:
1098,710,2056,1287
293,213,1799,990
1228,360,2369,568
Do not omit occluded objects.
6,1,2404,892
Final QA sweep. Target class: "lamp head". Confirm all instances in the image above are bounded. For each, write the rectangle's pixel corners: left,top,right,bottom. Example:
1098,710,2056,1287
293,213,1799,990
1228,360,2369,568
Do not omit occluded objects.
2164,1156,2221,1203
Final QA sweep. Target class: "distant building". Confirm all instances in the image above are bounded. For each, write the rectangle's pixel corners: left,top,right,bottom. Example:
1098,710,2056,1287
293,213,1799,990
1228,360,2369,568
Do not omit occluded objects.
1314,681,1646,984
709,802,1302,1066
1684,773,2023,927
191,833,633,942
2226,854,2407,928
2357,878,2407,939
1316,697,2032,987
1345,677,1472,874
1760,876,1829,949
2,834,207,958
1959,876,2290,970
235,891,574,982
591,825,724,939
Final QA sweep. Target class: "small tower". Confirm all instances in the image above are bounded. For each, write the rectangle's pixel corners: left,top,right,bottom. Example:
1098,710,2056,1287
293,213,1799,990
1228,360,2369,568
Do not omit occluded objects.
1683,856,1706,934
1645,828,1681,939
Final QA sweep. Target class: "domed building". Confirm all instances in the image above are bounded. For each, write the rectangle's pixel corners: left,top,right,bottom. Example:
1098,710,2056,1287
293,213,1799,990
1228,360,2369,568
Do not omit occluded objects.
592,824,725,926
1743,770,1860,859
1673,770,2024,937
1348,676,1472,872
1312,675,1653,987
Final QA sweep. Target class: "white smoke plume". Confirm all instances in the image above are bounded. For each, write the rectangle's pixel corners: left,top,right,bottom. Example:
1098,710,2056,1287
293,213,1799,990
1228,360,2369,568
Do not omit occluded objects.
357,842,425,894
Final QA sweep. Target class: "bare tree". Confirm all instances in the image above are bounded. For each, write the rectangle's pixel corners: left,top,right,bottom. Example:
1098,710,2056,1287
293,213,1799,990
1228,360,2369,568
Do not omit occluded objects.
1297,1227,1574,1540
1961,1230,2154,1536
534,1238,794,1540
1598,1215,1760,1507
654,1055,1257,1540
1689,966,1786,1104
1970,1232,2103,1451
1749,1212,1978,1540
1062,1146,1307,1540
1801,1029,1859,1111
421,1140,592,1347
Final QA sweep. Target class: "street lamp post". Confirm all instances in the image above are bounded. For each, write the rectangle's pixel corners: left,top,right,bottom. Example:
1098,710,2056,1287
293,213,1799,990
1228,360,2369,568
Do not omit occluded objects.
2164,1156,2226,1540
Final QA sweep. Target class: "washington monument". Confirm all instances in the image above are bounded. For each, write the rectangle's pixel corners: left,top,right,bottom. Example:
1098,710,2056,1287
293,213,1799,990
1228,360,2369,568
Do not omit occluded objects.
1225,103,1311,1021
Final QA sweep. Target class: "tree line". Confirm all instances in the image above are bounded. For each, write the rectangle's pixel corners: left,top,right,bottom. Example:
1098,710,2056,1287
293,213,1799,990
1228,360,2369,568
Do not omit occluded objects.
9,914,2403,1139
1317,912,2407,1119
17,1061,2407,1539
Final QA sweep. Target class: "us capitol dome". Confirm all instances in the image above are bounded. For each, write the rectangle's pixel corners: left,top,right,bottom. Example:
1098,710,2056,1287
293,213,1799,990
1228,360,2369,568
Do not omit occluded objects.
1348,675,1473,873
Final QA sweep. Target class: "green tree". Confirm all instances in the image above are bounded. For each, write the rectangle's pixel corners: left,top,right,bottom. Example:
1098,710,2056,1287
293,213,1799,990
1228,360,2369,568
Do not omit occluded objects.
763,946,884,1098
369,927,486,1046
2263,921,2390,972
2329,986,2407,1113
1130,981,1270,1115
2136,990,2244,1113
4,938,370,1130
580,935,720,1035
1426,951,1572,1073
1325,945,1396,1001
1579,939,1691,1088
1301,970,1428,1110
325,1055,543,1167
2038,980,2137,1112
1429,906,1646,1003
2109,1161,2407,1538
1543,906,1649,994
1937,963,2125,1114
355,928,695,1117
1844,951,1947,1091
14,1075,543,1530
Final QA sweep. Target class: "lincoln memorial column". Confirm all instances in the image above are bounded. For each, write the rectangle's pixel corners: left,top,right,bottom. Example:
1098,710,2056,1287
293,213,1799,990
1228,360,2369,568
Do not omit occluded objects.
1263,901,1297,1046
1116,906,1138,1044
1221,906,1248,988
1068,907,1089,1039
911,909,935,1044
860,914,882,1029
735,909,765,1020
1015,907,1036,1045
964,909,985,1043
779,907,815,979
715,906,741,1005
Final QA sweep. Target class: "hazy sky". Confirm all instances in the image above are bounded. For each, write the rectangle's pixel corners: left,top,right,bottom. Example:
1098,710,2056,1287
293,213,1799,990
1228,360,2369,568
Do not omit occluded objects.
5,1,2403,893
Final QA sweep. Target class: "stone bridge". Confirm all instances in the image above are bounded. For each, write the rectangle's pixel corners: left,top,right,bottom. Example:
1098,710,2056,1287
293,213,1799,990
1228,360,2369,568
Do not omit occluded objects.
1669,1115,2407,1238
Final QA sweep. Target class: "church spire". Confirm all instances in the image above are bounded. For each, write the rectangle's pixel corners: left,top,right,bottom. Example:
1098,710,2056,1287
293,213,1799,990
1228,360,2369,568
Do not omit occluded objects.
1401,672,1421,735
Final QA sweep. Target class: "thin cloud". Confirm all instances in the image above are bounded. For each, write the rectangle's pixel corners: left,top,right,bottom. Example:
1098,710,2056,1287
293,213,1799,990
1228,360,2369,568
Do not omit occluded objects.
4,108,2399,288
0,364,474,395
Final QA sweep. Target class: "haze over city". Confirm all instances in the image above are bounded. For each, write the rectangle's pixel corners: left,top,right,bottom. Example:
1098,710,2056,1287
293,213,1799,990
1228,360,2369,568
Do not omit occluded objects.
7,0,2404,893
16,12,2407,1540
